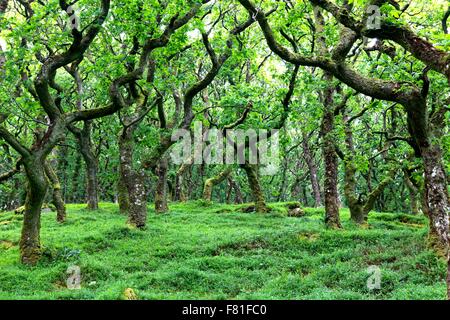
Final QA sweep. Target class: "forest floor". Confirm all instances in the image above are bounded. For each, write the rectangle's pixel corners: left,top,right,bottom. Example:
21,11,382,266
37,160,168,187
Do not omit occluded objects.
0,202,447,300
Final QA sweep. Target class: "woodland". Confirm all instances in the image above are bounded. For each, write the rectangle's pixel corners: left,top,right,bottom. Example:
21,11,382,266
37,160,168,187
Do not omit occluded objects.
0,0,449,300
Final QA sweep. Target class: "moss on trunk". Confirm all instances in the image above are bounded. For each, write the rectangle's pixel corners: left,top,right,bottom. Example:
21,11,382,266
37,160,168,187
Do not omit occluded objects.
20,159,48,265
242,164,268,213
155,158,169,214
44,162,66,223
203,167,232,202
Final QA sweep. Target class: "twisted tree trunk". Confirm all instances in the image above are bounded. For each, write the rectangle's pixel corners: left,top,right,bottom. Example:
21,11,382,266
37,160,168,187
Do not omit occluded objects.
44,162,66,223
242,163,268,213
20,157,48,265
203,167,232,201
341,117,395,224
228,177,243,204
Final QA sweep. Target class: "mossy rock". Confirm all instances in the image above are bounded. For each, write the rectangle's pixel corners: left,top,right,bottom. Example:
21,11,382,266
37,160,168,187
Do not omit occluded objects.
0,240,15,249
284,202,304,217
285,201,302,210
123,288,139,300
287,207,305,217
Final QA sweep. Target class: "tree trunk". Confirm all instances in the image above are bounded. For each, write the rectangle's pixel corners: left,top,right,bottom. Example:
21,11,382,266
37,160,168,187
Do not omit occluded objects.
127,171,147,228
203,167,232,201
83,151,99,210
44,162,66,223
20,158,48,265
421,145,449,253
405,98,449,253
242,163,268,212
119,129,148,228
174,174,184,202
228,177,243,204
174,163,190,202
404,173,419,215
405,97,449,298
117,171,129,214
155,157,169,213
350,204,365,224
342,116,395,224
276,160,288,202
57,144,69,202
302,132,322,207
321,100,341,228
362,173,395,216
343,159,366,224
313,7,341,228
76,121,99,210
421,145,449,301
70,153,82,203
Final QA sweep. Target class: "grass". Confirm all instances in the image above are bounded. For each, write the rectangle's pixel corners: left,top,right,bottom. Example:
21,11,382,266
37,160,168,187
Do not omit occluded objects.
0,201,446,300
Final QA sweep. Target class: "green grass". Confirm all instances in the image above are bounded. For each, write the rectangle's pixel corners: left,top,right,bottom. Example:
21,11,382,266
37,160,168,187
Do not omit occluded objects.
0,202,446,300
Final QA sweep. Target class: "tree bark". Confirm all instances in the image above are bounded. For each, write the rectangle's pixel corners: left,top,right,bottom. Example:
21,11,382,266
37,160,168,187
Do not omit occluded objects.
155,157,169,213
174,174,184,202
84,155,99,210
119,128,147,228
174,163,191,202
403,97,449,253
362,174,394,216
404,98,449,300
127,170,147,228
203,167,233,201
321,85,342,228
242,163,268,212
343,159,365,224
421,145,449,253
117,170,129,214
302,132,322,207
20,158,48,265
341,115,395,224
276,159,288,202
57,144,69,202
228,177,243,204
44,162,66,223
72,121,99,210
403,172,419,215
70,153,82,203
